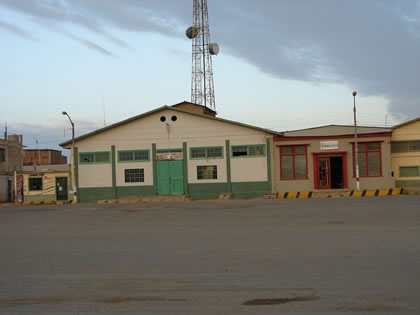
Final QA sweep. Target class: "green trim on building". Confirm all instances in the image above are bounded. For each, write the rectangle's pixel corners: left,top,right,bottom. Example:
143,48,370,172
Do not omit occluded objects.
78,187,115,203
116,186,154,198
231,181,270,198
226,140,232,194
74,147,79,199
152,144,157,195
188,183,228,200
266,138,272,192
111,145,117,199
189,146,224,160
231,144,266,158
117,149,150,163
79,151,111,164
396,180,420,187
183,142,189,195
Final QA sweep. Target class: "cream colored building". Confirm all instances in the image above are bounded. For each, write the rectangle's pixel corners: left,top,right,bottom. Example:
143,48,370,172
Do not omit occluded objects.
60,102,281,202
273,125,395,192
15,164,72,203
391,118,420,187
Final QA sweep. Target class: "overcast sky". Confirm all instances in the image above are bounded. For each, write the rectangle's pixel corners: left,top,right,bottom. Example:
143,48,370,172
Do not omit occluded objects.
1,0,419,153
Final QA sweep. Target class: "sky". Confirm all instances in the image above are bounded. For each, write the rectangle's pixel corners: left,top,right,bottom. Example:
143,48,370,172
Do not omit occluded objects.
1,0,419,155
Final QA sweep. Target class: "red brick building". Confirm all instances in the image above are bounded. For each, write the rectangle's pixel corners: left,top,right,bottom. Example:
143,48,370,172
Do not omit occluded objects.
23,149,67,166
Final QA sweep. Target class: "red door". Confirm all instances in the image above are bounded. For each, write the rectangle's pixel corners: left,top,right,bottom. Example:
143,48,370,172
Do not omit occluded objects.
317,158,331,189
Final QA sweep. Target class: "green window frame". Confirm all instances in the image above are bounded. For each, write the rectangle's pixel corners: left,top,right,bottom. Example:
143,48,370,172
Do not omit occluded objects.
231,144,265,158
190,146,223,159
28,177,43,191
124,168,145,183
118,150,150,163
79,151,111,164
400,166,420,177
197,165,218,180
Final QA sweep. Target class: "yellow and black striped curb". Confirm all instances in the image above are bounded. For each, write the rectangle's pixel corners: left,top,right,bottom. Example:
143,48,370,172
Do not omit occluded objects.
278,188,405,199
16,200,74,206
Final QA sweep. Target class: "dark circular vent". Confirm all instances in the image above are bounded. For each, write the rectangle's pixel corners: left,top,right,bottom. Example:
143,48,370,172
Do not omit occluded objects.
171,115,177,122
160,116,166,122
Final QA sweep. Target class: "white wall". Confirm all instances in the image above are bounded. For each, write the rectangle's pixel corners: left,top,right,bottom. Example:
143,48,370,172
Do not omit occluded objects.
78,164,112,188
75,109,271,187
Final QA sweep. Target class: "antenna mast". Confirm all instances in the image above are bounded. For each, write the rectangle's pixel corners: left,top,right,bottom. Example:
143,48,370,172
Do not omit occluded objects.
186,0,219,110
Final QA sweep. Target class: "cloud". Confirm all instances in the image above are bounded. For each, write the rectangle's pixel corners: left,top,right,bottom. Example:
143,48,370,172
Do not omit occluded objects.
0,0,131,49
0,19,38,41
65,31,116,57
5,119,103,152
2,0,420,117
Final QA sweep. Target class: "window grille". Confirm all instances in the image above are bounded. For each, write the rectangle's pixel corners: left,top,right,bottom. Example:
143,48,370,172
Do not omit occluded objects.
197,165,217,180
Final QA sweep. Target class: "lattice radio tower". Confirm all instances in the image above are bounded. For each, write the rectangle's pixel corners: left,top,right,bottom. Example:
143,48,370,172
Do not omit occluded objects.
186,0,219,111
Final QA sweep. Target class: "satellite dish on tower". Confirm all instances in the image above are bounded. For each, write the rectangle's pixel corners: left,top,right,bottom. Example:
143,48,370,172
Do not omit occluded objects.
186,0,219,110
186,26,199,39
208,43,219,55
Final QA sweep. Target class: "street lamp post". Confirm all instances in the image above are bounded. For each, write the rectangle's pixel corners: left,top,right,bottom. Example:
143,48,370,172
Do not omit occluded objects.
62,111,76,203
352,91,360,190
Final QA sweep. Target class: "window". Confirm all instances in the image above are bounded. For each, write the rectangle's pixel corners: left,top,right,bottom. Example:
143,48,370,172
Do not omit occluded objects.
118,150,149,162
280,145,307,180
0,148,5,162
353,142,382,177
232,145,265,157
190,147,223,159
29,177,43,191
79,152,110,164
197,165,217,180
391,140,420,153
400,166,420,177
124,169,144,183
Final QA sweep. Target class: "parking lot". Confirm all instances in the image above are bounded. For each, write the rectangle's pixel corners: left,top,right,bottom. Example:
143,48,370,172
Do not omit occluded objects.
1,195,420,313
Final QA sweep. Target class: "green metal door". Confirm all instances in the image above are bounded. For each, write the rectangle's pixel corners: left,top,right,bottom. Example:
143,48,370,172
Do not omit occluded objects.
157,160,184,195
157,161,171,195
170,160,184,195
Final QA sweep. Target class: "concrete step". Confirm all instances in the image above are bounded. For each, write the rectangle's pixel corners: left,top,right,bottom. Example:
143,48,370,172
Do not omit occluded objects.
118,195,192,203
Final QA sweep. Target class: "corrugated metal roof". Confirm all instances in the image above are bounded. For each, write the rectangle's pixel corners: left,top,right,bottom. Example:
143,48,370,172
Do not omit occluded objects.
282,125,391,137
391,117,420,129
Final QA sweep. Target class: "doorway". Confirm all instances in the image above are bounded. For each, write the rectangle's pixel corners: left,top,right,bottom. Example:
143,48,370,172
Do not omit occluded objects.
56,177,68,201
317,156,344,189
157,160,184,195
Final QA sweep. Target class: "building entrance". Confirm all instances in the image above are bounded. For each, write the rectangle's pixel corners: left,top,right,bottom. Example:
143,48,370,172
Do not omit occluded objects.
316,155,345,189
157,160,184,195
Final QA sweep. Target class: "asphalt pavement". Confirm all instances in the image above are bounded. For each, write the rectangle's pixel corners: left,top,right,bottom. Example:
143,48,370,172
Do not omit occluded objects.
0,196,419,313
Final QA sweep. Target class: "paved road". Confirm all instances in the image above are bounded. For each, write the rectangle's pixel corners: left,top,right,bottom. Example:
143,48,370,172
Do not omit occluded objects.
1,196,419,314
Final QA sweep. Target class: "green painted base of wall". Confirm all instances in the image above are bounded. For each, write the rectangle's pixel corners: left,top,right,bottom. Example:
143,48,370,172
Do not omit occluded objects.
79,186,155,202
78,181,271,202
78,187,114,203
188,181,270,199
188,183,228,200
396,180,420,187
231,181,270,198
116,186,154,198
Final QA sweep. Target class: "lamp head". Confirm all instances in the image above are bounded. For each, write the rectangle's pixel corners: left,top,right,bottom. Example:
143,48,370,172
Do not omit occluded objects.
352,91,357,97
62,111,67,115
